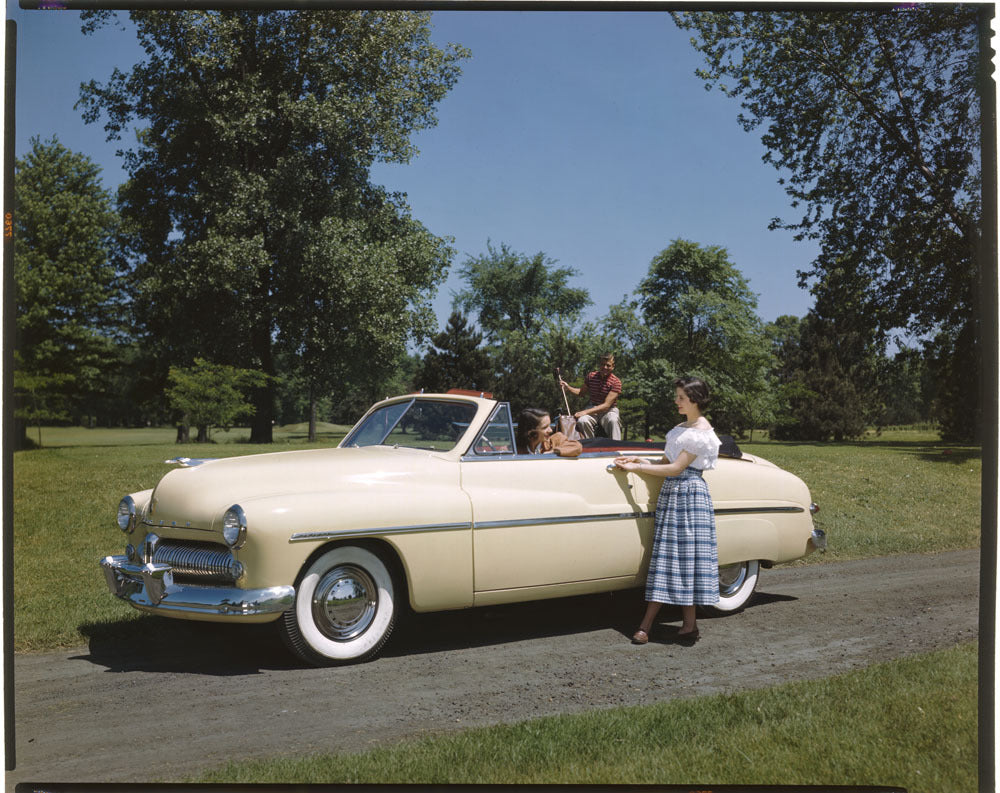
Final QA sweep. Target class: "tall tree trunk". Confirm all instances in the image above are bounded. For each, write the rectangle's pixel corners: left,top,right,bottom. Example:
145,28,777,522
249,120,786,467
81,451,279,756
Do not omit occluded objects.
249,308,275,444
308,382,317,443
13,418,28,451
249,383,274,443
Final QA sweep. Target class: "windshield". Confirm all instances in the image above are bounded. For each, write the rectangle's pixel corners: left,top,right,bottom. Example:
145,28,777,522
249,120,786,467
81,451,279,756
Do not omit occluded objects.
342,399,480,451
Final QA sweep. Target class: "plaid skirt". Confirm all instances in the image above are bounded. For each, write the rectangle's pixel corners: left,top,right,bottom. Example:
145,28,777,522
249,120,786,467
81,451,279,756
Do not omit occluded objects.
645,468,719,605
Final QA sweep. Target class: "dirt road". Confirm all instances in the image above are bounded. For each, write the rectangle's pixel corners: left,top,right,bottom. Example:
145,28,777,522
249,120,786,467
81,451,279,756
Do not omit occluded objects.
6,549,981,786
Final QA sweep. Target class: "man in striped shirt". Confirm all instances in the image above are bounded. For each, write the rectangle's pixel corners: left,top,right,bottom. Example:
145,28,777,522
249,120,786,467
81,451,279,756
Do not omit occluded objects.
559,353,623,440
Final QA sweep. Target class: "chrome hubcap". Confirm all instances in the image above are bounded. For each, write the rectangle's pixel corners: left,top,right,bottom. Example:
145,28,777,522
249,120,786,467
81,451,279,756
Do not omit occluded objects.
312,564,378,642
718,562,748,597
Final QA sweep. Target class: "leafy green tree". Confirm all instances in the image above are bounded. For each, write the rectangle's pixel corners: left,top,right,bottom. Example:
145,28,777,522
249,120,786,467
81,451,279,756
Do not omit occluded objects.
764,314,805,433
78,10,468,442
454,241,591,340
673,8,984,441
877,346,933,428
13,136,122,448
453,242,592,413
624,357,678,440
769,312,870,441
90,341,172,428
325,352,422,426
636,239,773,436
276,213,452,441
415,312,493,395
166,358,268,442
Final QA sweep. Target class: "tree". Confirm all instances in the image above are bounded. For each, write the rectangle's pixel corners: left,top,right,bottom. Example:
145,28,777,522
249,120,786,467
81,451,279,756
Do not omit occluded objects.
877,346,933,428
673,8,984,440
636,239,773,436
166,358,268,442
78,10,468,442
453,242,592,413
769,312,870,441
13,136,122,448
275,212,453,441
454,241,591,341
415,312,493,395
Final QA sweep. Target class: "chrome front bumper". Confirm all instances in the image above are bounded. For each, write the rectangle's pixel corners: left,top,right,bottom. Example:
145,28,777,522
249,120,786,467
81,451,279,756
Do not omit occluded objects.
810,528,827,551
99,555,295,617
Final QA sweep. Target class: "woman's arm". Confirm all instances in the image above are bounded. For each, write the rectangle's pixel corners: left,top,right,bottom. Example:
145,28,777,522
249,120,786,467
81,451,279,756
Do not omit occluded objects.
614,450,695,478
549,432,582,458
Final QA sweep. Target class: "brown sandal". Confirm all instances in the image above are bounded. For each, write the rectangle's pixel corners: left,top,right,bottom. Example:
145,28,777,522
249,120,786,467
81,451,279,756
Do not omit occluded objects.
631,629,649,645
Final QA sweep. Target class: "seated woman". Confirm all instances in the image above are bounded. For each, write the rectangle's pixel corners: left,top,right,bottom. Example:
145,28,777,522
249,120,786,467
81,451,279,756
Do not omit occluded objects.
515,408,583,457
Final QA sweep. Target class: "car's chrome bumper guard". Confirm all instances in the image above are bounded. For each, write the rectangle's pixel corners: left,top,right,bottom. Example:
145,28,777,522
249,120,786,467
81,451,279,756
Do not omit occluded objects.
810,528,827,551
99,555,295,617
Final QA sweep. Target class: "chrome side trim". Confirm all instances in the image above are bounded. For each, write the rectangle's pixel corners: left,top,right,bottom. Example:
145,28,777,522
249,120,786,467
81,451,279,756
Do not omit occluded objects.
288,506,807,543
715,506,805,515
290,522,472,543
476,512,647,529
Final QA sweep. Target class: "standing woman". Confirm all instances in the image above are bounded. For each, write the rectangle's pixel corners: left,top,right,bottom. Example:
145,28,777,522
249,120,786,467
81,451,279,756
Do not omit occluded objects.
614,376,722,644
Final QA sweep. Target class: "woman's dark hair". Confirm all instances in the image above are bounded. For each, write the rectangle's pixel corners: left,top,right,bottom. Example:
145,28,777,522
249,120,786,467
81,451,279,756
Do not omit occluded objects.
515,407,550,454
673,376,711,409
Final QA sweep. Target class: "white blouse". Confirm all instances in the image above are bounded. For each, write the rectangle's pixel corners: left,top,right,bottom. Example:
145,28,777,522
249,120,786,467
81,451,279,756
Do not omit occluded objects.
664,424,722,471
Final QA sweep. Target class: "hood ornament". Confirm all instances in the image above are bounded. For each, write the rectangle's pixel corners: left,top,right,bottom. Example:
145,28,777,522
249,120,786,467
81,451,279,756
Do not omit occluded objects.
164,457,215,468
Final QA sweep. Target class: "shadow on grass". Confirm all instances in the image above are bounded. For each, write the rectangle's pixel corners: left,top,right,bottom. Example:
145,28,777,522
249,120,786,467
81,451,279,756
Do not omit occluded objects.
747,438,981,465
74,587,798,672
913,448,982,465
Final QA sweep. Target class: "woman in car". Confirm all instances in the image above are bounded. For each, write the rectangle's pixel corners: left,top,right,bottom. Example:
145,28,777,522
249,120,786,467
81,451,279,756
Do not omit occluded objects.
515,408,583,457
614,376,721,644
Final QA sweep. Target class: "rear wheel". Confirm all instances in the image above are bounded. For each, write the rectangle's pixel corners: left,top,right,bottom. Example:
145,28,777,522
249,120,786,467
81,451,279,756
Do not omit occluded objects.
280,545,397,665
705,560,760,614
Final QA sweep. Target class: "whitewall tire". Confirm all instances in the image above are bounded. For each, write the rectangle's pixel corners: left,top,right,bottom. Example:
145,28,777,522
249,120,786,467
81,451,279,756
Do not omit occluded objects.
281,545,397,665
706,560,760,614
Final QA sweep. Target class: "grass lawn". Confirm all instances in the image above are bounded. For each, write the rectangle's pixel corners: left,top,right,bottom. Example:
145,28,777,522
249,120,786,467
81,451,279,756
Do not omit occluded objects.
194,641,979,791
739,432,982,561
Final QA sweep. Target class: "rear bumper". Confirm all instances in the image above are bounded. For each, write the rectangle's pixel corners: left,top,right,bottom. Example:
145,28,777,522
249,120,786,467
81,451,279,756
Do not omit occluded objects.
99,555,295,617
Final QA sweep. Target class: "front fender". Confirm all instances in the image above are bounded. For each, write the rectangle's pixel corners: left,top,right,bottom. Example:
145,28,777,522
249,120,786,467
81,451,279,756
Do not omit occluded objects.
232,486,475,612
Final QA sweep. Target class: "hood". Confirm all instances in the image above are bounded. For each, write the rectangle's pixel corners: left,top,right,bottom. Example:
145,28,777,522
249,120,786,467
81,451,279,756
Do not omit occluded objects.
147,445,447,531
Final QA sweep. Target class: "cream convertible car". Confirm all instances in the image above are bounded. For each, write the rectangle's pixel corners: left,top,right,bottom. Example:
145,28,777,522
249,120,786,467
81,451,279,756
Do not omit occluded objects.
101,392,825,665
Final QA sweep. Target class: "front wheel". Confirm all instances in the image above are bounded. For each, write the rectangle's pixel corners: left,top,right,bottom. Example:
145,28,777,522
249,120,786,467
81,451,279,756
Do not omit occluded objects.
280,545,397,665
705,560,760,614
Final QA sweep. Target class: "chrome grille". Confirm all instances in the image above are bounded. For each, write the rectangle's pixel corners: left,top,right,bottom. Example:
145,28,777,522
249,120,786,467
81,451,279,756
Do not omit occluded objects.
152,541,238,583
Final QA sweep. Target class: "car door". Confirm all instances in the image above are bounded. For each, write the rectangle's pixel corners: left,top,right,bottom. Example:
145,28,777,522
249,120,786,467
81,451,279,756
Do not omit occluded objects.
460,404,650,595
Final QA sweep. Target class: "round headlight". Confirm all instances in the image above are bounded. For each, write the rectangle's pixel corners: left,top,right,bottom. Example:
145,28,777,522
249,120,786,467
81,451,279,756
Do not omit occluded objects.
222,505,247,549
117,496,137,533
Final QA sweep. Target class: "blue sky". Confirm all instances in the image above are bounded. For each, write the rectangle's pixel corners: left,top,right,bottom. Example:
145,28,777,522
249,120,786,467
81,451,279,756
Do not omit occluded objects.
7,8,821,335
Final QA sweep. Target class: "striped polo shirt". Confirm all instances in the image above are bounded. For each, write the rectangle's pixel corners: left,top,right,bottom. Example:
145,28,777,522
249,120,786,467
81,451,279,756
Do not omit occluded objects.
584,371,622,407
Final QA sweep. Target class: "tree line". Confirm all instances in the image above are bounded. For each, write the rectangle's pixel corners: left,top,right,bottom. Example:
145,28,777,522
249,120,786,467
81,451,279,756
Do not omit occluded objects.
415,239,942,442
12,8,986,447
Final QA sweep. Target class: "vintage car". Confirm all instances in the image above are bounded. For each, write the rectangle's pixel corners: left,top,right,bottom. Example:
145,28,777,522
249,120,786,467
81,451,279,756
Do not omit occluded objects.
100,391,825,665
